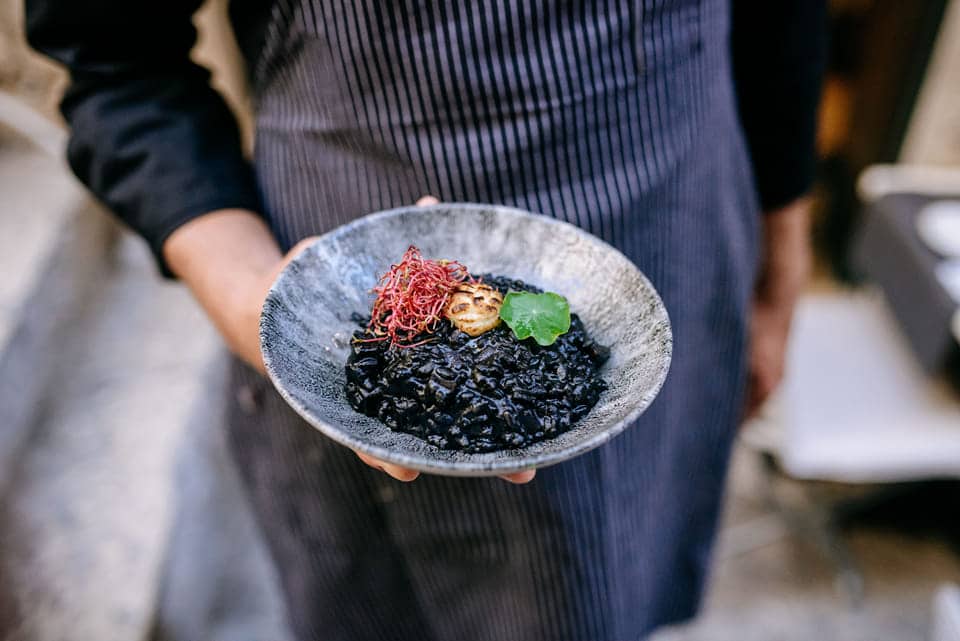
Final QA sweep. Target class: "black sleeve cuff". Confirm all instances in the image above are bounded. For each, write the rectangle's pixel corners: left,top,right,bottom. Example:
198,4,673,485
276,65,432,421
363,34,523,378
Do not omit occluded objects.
731,0,827,212
26,0,263,278
58,66,264,278
148,187,263,278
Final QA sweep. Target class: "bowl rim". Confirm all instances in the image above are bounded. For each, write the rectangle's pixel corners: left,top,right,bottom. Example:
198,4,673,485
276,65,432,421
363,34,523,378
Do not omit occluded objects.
260,202,673,476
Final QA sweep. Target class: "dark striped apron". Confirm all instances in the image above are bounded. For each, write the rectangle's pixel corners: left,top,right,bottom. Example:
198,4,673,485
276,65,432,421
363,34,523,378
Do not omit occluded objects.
226,1,760,639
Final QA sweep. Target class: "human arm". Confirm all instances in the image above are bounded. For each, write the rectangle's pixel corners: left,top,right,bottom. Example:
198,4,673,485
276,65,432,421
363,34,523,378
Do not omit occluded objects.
25,0,414,479
26,4,533,482
24,0,261,274
745,197,813,416
731,0,827,415
161,201,536,484
160,209,428,482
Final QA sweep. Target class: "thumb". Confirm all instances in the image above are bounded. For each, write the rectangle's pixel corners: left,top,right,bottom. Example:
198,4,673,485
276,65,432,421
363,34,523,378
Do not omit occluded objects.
270,236,320,281
416,195,440,206
283,236,319,266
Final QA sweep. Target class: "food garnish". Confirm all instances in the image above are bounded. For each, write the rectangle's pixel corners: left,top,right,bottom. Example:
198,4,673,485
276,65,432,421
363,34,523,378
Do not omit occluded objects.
364,245,472,347
444,282,504,336
498,291,571,346
362,246,572,349
345,275,608,453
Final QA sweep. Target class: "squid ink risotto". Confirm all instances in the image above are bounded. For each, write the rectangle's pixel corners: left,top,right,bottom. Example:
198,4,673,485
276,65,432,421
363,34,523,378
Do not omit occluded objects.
344,247,609,453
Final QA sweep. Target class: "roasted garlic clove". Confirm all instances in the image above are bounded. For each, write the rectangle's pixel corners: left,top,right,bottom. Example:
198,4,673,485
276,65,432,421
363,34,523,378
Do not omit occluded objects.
444,283,503,336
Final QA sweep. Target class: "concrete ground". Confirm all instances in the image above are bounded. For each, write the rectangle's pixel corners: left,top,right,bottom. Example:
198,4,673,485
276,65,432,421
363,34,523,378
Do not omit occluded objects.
0,117,287,641
0,117,221,640
654,446,960,641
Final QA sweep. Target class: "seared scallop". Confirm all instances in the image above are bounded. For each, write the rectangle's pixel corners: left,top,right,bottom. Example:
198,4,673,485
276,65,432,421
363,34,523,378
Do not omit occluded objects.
444,283,503,336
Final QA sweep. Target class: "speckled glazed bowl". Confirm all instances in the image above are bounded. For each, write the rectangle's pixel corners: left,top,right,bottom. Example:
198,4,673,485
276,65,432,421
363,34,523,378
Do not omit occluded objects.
260,203,672,476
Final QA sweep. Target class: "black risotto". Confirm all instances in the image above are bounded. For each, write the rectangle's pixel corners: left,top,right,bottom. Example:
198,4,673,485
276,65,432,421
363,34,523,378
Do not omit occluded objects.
344,276,610,453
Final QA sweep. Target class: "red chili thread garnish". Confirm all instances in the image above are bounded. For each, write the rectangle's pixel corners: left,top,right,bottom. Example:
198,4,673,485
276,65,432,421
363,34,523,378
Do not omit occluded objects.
362,245,475,347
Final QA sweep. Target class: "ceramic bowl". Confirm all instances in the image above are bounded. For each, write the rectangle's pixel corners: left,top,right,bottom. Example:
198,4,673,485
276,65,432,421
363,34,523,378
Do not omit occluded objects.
260,203,671,476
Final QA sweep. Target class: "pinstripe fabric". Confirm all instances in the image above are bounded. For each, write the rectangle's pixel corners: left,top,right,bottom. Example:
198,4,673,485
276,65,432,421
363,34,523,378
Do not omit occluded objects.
226,1,759,639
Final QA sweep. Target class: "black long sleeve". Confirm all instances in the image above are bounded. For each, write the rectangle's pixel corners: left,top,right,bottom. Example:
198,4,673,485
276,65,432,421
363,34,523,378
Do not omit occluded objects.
26,0,826,273
25,1,262,275
731,0,827,212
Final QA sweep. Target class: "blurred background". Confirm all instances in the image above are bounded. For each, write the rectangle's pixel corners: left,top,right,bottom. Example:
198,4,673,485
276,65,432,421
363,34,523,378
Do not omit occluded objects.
1,1,959,640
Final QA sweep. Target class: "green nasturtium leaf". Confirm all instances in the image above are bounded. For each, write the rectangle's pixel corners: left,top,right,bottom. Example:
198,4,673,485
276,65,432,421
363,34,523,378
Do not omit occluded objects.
499,291,571,346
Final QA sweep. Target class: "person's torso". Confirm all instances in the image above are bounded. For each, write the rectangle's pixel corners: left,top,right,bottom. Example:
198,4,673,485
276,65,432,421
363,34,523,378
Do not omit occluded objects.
227,0,757,320
231,0,733,205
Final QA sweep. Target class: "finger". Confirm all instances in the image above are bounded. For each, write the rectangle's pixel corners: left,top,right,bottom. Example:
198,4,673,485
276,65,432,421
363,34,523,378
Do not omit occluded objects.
743,365,779,420
500,470,536,484
270,236,321,282
381,463,420,482
355,451,420,482
354,451,381,470
416,195,440,206
283,236,320,265
742,375,762,421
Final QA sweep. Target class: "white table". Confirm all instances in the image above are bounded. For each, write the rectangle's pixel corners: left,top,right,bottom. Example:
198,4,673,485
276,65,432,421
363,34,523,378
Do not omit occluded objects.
739,288,960,605
771,289,960,482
